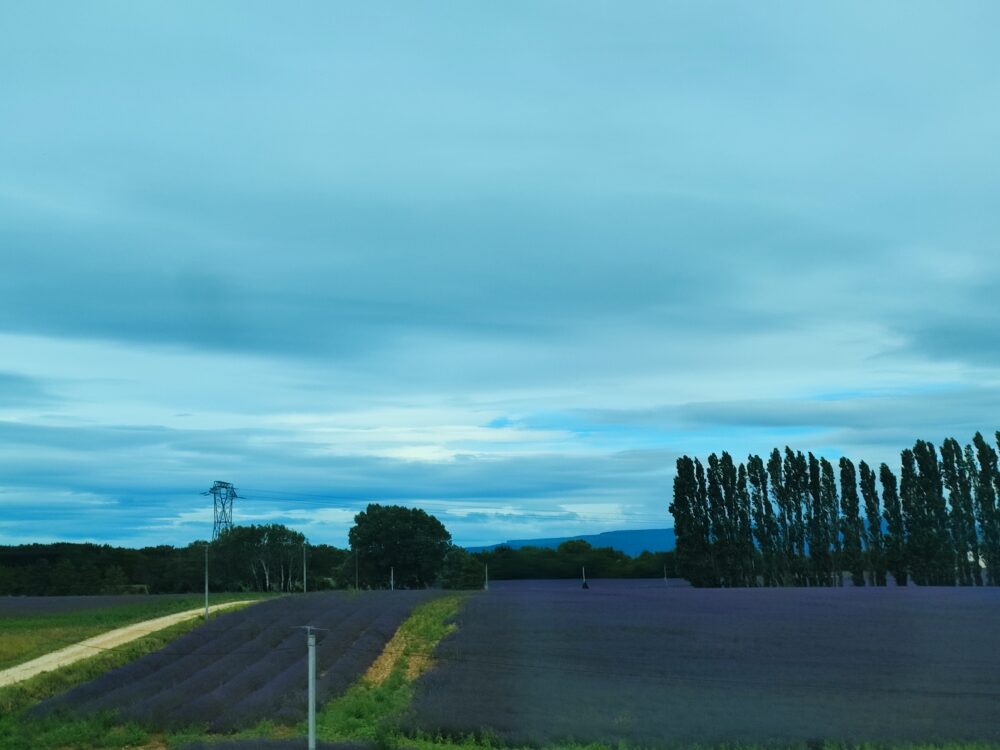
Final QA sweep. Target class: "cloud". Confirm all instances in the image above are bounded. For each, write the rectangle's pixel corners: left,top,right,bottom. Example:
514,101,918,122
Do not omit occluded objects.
1,2,999,548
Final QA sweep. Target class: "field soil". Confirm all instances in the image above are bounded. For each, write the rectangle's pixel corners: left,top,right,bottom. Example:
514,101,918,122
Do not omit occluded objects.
0,601,251,687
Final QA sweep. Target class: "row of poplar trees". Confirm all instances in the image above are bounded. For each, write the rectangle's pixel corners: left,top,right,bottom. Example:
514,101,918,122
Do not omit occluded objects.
669,431,1000,587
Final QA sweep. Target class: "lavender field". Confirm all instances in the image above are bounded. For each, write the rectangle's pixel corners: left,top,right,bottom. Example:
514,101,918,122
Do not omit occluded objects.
36,591,442,731
410,580,1000,745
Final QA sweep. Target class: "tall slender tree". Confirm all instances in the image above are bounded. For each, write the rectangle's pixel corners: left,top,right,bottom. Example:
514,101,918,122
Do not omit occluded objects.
858,461,886,585
972,433,1000,585
747,454,778,586
913,440,954,585
767,448,791,585
669,456,715,587
807,453,831,586
736,462,756,586
880,463,907,585
940,438,978,586
839,457,865,586
820,458,842,585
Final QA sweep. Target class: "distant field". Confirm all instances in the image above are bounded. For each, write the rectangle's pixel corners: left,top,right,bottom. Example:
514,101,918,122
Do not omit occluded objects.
0,593,269,670
411,580,1000,745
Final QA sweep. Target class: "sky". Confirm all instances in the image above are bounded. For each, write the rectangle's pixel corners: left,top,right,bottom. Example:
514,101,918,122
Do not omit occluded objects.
1,2,999,549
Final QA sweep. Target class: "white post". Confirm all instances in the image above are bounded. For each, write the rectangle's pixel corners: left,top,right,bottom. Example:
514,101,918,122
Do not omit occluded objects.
484,562,489,591
303,544,307,594
204,543,209,620
307,628,316,750
390,566,394,591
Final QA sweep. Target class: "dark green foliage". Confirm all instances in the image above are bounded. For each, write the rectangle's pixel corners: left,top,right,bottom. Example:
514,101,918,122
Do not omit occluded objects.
670,430,1000,588
669,456,715,586
941,438,981,586
838,458,865,586
858,461,886,585
346,504,451,589
436,547,485,590
472,540,676,580
735,462,756,586
972,432,1000,585
0,530,348,596
910,441,955,585
880,462,907,585
767,448,792,585
747,454,779,586
819,458,842,586
213,524,305,592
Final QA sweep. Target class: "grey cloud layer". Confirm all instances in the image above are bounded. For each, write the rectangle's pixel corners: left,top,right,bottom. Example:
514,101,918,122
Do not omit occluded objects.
1,2,998,545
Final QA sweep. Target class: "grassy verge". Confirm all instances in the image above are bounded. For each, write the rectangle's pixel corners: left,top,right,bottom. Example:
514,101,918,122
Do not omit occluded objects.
0,592,273,670
311,594,466,745
0,602,259,750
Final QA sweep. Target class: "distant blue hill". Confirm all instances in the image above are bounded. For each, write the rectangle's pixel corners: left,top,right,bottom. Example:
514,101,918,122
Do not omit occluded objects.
466,528,676,557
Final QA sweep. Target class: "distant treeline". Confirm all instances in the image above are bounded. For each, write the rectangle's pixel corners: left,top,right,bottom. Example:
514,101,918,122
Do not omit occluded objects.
0,526,675,596
669,431,1000,587
0,524,348,596
472,541,675,580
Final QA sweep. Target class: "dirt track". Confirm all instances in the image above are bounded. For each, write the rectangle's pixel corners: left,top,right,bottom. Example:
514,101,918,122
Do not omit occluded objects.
0,601,252,688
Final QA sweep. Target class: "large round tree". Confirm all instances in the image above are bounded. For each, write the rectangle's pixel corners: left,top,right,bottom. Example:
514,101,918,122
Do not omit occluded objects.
347,503,452,588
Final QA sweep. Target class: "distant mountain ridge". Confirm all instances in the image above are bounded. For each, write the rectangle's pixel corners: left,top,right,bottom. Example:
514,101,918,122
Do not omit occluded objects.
466,528,676,557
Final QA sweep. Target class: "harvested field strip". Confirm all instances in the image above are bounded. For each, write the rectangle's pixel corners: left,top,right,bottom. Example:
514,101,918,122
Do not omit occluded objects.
0,601,254,688
0,593,269,670
0,615,210,750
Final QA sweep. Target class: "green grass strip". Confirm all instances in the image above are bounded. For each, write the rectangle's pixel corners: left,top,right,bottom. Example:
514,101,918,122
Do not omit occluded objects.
0,592,272,670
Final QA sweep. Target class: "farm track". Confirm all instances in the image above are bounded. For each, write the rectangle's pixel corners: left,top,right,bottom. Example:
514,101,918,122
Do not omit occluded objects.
0,601,253,688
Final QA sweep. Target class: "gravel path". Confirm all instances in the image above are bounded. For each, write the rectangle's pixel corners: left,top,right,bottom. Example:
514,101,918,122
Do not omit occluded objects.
0,601,252,687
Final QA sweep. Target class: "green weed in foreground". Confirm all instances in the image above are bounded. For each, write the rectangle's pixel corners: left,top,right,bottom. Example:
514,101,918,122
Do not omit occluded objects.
0,592,272,670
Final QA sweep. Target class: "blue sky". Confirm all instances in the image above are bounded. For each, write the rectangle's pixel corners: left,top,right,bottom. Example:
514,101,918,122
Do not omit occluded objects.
2,2,999,548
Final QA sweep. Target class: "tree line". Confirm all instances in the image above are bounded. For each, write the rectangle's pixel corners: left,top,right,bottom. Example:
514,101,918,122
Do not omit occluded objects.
0,525,347,596
669,430,1000,587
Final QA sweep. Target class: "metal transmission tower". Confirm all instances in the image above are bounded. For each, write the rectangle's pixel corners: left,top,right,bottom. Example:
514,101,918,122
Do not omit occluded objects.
203,481,238,539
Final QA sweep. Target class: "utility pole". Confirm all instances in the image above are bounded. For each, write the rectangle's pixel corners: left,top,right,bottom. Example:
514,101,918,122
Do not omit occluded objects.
303,543,307,594
484,562,489,591
307,627,317,750
355,549,359,591
204,543,209,620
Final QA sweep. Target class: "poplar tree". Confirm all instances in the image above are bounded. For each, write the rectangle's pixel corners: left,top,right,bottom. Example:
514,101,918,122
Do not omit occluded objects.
972,433,1000,585
900,448,926,584
880,462,907,585
736,462,756,586
820,458,842,585
784,449,809,585
720,452,743,585
913,440,954,584
963,445,985,585
669,456,715,587
858,461,886,585
839,457,865,586
807,453,831,586
747,454,778,586
767,448,791,585
940,438,978,586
